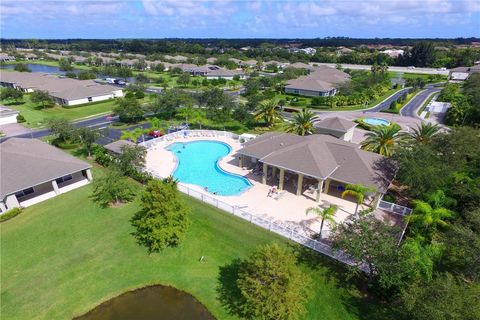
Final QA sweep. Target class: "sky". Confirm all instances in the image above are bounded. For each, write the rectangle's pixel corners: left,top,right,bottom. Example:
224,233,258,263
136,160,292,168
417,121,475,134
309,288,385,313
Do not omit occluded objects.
1,0,479,39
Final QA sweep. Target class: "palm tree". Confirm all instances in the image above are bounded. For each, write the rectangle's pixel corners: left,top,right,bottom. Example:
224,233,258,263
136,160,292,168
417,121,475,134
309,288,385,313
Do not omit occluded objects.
409,122,440,144
286,108,319,136
341,184,376,215
406,200,453,235
306,204,337,239
361,125,406,156
254,99,283,127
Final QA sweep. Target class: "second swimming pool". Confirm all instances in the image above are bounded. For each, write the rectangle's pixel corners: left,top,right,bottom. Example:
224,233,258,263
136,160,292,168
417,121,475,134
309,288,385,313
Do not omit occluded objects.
166,140,252,196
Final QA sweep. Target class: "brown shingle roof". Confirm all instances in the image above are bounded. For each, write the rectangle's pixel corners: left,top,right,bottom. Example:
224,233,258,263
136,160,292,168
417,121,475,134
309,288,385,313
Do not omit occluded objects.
238,133,392,192
104,140,136,154
0,138,91,199
314,117,357,133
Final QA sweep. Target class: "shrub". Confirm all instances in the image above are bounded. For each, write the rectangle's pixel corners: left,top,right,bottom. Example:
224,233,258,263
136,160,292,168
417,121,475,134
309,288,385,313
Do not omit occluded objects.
90,169,137,207
0,207,22,223
92,144,113,167
16,114,26,123
54,141,81,149
129,170,153,184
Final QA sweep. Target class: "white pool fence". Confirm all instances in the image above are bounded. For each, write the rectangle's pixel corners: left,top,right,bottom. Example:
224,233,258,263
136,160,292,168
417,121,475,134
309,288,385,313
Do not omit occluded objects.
140,130,364,269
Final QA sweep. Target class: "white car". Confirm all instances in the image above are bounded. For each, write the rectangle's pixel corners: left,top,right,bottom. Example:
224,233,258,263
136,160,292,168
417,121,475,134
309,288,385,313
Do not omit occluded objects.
407,66,416,69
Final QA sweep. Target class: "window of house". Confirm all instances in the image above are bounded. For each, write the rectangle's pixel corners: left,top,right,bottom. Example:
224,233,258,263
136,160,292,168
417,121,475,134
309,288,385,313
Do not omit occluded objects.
14,187,35,198
88,97,93,102
56,174,73,184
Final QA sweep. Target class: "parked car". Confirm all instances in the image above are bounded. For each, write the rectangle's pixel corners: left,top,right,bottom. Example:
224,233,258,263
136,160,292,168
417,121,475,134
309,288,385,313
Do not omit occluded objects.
148,130,164,138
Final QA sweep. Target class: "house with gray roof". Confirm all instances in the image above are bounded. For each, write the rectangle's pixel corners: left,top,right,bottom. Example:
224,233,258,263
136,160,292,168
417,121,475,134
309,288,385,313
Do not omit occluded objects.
449,65,480,82
0,71,124,106
314,117,357,142
0,138,93,213
0,106,19,125
237,132,393,202
285,66,350,97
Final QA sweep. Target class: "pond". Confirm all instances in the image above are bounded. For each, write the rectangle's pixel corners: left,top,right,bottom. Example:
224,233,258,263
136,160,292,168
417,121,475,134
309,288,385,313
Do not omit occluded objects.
0,63,74,74
0,63,136,82
74,285,215,320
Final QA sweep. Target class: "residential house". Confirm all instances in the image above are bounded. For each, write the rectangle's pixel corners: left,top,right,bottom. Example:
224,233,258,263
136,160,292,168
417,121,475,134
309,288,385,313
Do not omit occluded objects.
381,49,404,58
0,53,15,62
448,65,480,82
284,66,350,97
0,138,93,213
0,71,124,106
0,106,19,125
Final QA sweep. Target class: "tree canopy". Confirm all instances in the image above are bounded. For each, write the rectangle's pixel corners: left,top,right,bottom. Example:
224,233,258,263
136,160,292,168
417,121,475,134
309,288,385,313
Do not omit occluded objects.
236,243,309,320
132,178,190,252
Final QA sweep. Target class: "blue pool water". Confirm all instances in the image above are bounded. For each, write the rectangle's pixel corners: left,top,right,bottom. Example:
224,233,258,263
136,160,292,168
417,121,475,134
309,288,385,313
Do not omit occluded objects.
363,117,390,126
167,140,252,196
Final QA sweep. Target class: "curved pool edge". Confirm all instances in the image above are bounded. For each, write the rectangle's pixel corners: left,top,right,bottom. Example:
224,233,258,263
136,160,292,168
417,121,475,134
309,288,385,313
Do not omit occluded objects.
164,139,253,197
362,117,391,126
72,283,217,320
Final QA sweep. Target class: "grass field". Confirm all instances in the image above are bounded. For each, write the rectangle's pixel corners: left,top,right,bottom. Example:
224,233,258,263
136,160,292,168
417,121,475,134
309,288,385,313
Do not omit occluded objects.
0,95,117,128
0,164,391,320
278,88,402,112
0,92,153,128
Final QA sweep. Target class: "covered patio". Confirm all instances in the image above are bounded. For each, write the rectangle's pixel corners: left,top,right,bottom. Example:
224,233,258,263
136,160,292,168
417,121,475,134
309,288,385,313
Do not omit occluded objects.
236,132,391,206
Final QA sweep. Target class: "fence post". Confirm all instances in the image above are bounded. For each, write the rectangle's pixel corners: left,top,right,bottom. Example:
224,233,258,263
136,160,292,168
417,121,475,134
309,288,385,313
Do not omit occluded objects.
290,229,293,239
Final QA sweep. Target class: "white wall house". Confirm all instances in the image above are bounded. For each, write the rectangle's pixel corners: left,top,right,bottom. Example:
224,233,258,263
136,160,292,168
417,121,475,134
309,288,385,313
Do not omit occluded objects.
0,106,19,125
0,138,93,213
0,71,123,106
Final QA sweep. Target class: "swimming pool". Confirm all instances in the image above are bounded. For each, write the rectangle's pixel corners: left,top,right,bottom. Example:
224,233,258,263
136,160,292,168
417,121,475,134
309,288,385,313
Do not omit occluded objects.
167,140,252,196
363,117,390,126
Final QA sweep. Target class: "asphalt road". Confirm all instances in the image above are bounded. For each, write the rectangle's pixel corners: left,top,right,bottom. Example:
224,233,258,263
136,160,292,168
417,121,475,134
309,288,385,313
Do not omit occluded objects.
311,63,450,75
2,82,442,143
400,86,442,118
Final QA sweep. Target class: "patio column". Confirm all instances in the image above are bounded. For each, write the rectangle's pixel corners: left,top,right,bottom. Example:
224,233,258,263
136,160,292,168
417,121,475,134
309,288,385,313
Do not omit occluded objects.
52,180,60,195
296,173,304,196
324,179,331,194
262,163,268,184
279,168,285,190
0,202,7,212
85,169,93,181
316,179,324,202
239,155,243,168
272,167,277,182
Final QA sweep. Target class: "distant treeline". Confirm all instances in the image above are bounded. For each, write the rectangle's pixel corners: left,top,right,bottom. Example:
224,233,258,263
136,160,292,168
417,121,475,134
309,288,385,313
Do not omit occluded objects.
1,37,479,52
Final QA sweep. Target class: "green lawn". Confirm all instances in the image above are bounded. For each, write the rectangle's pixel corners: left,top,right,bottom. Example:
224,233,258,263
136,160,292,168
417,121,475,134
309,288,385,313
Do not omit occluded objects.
1,95,118,128
0,165,390,320
278,88,402,112
388,71,447,83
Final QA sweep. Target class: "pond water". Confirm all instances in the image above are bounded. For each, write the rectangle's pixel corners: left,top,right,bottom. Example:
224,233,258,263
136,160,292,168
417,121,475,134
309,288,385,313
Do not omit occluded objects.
74,285,215,320
0,63,73,74
0,64,136,82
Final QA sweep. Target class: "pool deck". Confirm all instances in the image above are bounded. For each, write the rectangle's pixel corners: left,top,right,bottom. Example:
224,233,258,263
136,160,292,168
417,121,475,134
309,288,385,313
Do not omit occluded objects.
145,134,403,239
